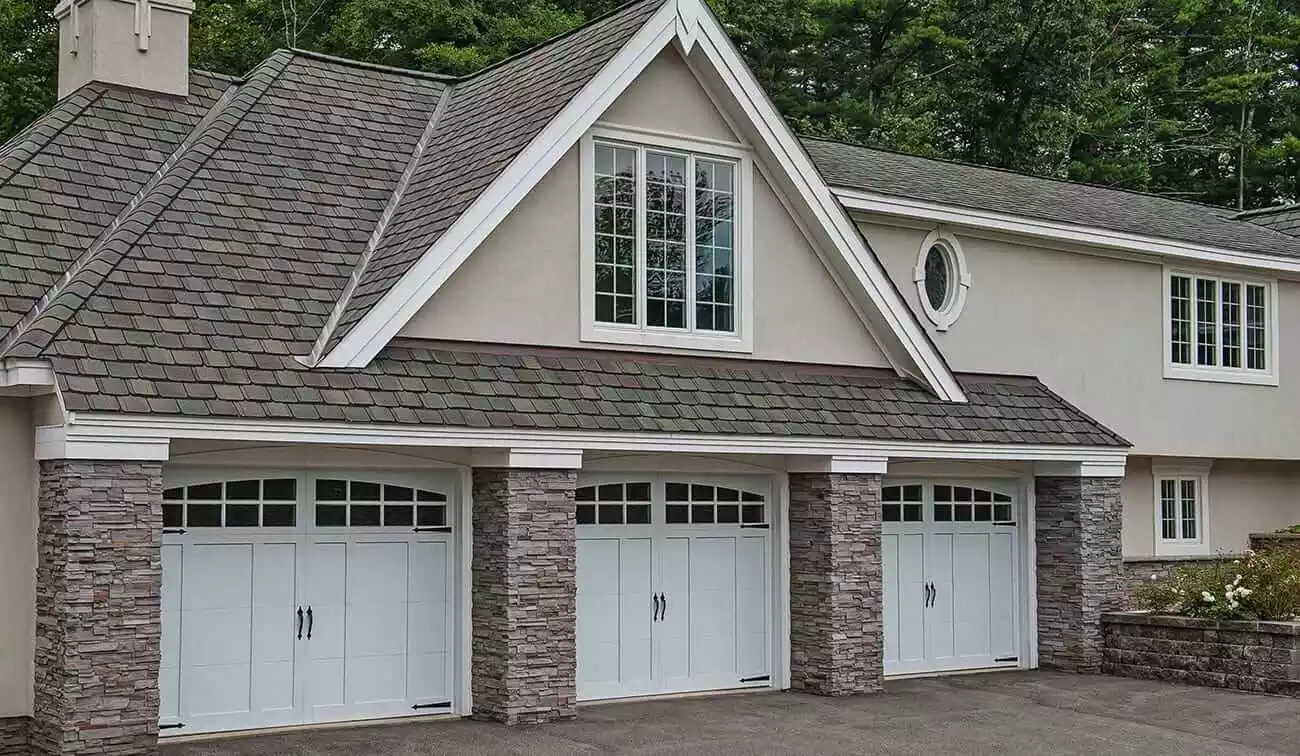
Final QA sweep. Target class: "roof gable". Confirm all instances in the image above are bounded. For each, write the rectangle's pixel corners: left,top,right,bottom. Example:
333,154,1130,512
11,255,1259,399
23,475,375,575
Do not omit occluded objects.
314,0,965,402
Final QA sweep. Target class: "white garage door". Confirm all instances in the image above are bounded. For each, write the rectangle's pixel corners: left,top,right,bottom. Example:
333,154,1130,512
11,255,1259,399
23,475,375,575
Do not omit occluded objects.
575,476,773,701
158,473,457,736
882,482,1021,677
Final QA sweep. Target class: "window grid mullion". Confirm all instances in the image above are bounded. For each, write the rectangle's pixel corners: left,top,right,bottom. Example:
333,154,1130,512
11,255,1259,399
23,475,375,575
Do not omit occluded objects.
635,146,647,329
686,153,697,333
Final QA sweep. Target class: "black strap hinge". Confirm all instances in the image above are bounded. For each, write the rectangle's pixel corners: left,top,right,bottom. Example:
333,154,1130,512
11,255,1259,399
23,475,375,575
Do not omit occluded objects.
994,656,1019,663
993,521,1017,527
160,723,185,731
162,528,186,535
739,523,770,529
412,701,453,711
413,526,453,533
739,675,770,683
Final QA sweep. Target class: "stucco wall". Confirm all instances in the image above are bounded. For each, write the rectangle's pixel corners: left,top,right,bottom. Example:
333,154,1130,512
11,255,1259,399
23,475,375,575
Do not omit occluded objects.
0,398,35,716
865,221,1300,459
1121,456,1300,557
398,49,891,368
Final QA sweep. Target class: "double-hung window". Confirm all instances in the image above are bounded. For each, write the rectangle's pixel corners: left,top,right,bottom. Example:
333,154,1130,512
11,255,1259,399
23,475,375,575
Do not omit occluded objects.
1166,269,1276,384
583,130,751,351
1152,464,1210,556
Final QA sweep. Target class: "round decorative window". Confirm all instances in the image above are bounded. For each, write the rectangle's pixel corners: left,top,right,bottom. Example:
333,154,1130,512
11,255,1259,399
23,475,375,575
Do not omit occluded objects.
913,231,969,331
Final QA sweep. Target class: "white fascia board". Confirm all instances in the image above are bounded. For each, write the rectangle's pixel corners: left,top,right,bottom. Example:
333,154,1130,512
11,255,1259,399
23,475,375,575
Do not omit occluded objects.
1033,460,1128,478
472,448,584,470
0,359,55,389
836,188,1300,277
319,3,680,368
688,12,964,402
786,455,889,475
65,412,1129,466
35,424,170,461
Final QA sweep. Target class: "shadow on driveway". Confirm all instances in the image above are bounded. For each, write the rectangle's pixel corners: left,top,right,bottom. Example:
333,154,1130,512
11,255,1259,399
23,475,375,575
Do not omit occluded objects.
163,671,1300,755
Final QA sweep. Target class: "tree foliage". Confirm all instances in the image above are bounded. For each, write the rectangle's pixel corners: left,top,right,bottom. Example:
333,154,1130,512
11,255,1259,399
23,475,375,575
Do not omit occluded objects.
2,0,1298,209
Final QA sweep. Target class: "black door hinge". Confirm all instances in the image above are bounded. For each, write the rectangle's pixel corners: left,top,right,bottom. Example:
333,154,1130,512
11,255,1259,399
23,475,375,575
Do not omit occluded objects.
413,526,453,533
739,675,770,683
412,701,453,711
739,523,770,529
994,656,1019,663
160,723,186,731
162,528,186,535
993,521,1017,527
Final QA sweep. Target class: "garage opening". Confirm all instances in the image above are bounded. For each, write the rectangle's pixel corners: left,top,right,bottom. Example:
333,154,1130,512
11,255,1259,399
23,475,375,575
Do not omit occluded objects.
575,475,775,700
158,472,458,736
882,481,1022,677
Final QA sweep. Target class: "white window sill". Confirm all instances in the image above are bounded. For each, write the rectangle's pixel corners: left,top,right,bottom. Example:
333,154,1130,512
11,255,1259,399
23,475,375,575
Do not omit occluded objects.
582,323,753,353
1152,541,1213,558
1164,364,1278,387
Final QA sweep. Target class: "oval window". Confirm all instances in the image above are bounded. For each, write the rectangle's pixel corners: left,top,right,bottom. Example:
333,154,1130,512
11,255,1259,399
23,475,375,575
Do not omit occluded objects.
923,245,951,311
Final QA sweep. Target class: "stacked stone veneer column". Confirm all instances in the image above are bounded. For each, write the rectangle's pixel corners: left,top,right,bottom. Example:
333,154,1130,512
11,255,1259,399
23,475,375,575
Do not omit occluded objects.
1035,476,1123,673
787,472,883,695
471,468,578,725
31,460,164,756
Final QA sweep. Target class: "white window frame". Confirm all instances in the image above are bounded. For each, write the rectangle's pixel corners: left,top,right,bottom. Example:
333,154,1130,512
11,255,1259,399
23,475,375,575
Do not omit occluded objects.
1163,266,1279,386
580,125,755,353
1151,461,1211,557
913,230,970,331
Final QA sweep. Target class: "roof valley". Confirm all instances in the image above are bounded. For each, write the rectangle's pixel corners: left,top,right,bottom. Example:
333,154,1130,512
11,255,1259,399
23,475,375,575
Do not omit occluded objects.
0,52,294,359
306,83,457,366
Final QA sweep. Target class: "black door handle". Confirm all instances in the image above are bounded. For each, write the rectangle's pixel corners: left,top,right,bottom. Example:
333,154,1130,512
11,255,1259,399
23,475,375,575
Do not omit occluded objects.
653,593,661,622
297,607,304,639
661,593,667,621
306,606,314,639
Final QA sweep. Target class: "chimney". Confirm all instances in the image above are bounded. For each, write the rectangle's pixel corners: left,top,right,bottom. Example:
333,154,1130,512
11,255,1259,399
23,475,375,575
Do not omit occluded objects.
54,0,195,98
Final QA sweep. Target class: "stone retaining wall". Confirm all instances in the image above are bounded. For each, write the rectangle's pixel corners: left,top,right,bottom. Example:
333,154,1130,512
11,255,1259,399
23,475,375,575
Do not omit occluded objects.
0,716,27,755
1250,533,1300,554
1102,612,1300,697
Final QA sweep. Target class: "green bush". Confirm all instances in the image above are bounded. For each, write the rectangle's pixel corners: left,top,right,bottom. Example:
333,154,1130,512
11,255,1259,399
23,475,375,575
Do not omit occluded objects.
1133,550,1300,621
1274,524,1300,534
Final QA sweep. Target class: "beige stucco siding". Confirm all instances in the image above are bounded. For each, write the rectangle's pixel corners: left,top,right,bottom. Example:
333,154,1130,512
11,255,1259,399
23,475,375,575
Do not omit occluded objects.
0,398,35,716
399,48,890,368
1122,456,1300,557
866,221,1300,459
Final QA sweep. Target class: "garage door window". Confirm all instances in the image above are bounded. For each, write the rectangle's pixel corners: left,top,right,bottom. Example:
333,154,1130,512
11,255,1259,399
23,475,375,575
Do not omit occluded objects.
932,485,1013,523
664,482,765,525
162,478,298,528
576,482,652,525
313,478,448,528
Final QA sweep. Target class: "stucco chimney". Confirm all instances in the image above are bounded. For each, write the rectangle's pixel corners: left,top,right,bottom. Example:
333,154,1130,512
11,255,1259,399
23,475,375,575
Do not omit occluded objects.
54,0,195,98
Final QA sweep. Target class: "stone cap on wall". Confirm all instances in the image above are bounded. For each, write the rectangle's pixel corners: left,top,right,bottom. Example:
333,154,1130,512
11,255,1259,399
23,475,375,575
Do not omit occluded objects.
1102,611,1300,635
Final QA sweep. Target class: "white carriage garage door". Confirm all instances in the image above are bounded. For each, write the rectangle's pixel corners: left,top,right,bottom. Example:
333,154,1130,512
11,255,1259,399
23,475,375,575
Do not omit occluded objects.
575,476,774,701
158,473,458,736
882,482,1022,677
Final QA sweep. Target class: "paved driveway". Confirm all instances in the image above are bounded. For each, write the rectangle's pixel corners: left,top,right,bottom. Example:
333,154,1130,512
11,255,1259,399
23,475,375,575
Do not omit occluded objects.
163,672,1300,755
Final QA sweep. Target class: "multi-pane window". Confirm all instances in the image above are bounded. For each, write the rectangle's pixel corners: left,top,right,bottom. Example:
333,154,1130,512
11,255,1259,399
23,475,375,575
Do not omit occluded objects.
162,478,298,528
1158,477,1201,544
881,484,924,522
1169,272,1269,374
665,482,765,525
592,140,738,335
576,482,652,525
932,485,1014,523
313,479,447,528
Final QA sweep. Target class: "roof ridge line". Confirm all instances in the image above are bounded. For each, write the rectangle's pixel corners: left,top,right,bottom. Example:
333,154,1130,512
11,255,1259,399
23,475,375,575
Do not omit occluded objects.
0,86,104,190
803,134,1235,214
286,48,459,81
305,83,457,366
0,51,294,360
1234,203,1299,220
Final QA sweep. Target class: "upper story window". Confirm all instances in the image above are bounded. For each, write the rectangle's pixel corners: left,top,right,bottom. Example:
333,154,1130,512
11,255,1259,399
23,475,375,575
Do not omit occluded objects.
1165,269,1277,385
581,128,752,352
914,231,969,331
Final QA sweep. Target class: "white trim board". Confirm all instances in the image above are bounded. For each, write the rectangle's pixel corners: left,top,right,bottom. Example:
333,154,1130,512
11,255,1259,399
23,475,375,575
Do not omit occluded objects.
319,0,966,403
53,412,1130,466
837,188,1300,277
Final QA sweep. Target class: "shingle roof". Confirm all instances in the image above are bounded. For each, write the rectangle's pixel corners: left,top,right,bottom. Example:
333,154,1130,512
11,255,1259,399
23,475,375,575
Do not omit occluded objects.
49,341,1127,446
0,0,1127,448
1238,205,1300,237
803,138,1300,258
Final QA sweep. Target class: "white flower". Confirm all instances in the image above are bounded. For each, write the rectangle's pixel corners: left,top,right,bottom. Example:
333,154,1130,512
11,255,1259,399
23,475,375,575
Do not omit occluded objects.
1235,575,1243,585
1233,560,1241,565
1238,587,1253,597
1202,591,1216,603
1151,574,1159,581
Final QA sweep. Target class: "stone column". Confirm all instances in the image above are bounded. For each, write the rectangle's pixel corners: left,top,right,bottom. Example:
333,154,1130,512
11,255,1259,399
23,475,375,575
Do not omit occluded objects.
31,460,164,756
1035,475,1123,673
787,472,883,696
470,467,578,725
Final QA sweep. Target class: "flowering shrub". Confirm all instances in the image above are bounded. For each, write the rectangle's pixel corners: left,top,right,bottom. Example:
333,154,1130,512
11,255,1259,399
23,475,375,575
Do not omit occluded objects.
1133,550,1300,621
1275,524,1300,534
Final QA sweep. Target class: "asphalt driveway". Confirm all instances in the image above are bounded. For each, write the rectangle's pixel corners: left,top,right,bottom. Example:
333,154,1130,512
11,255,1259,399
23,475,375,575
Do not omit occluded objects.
163,671,1300,755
